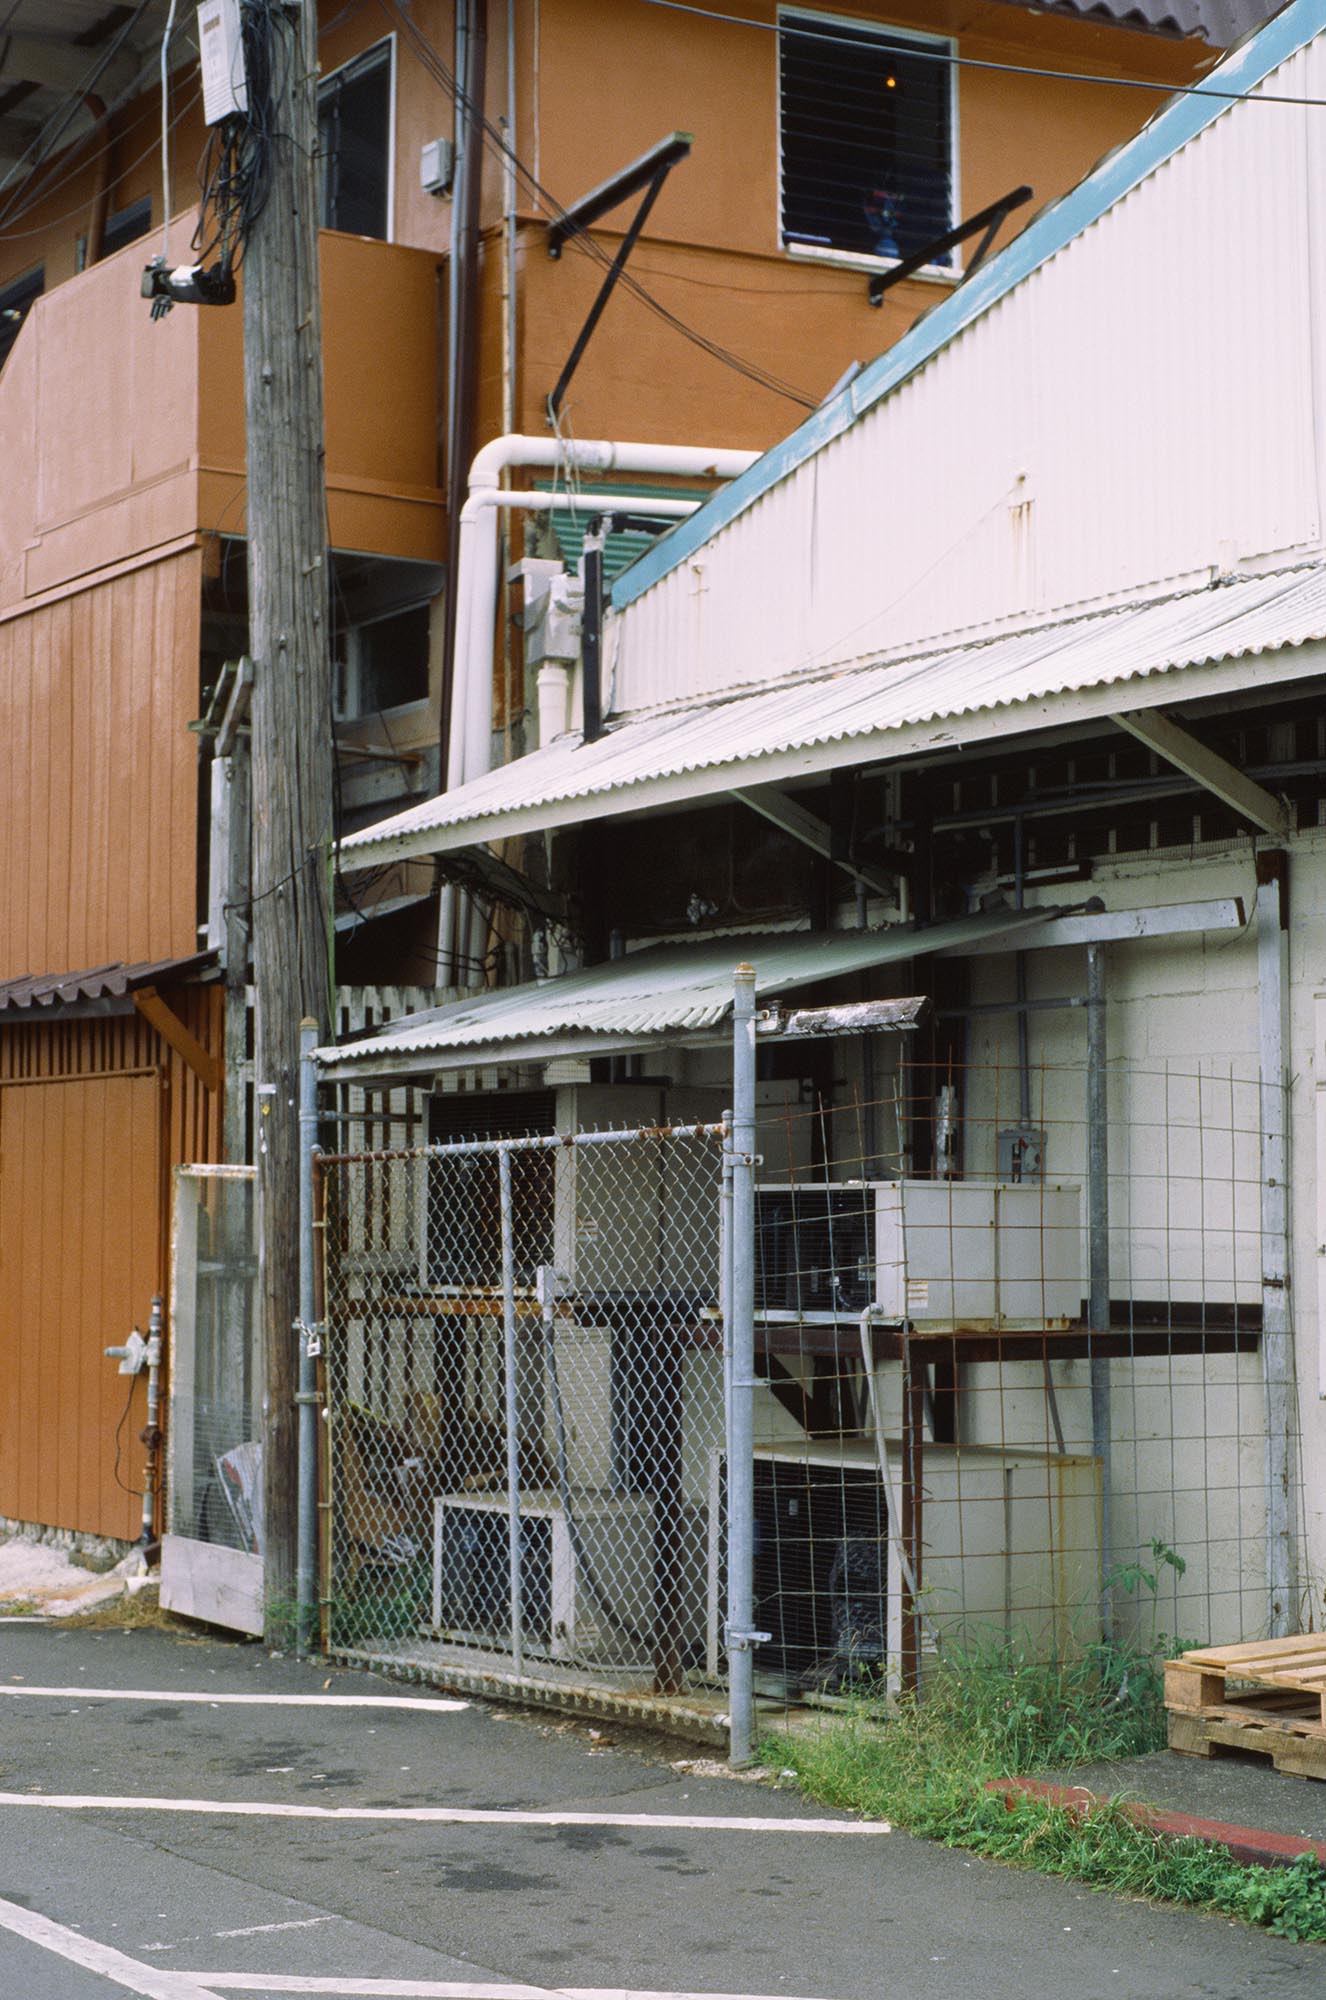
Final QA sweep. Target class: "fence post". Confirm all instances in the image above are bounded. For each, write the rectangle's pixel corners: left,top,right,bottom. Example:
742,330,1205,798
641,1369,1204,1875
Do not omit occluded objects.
1256,852,1296,1636
296,1020,321,1656
498,1146,524,1674
727,964,758,1767
1086,945,1113,1640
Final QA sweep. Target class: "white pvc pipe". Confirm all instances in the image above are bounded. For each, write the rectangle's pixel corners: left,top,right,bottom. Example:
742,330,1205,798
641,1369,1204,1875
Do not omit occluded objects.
448,488,704,790
439,436,758,982
449,437,759,791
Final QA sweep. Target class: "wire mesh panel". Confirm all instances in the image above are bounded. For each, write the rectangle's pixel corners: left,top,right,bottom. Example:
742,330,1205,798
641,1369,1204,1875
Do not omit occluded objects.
320,1124,728,1718
738,1052,1299,1711
166,1166,262,1553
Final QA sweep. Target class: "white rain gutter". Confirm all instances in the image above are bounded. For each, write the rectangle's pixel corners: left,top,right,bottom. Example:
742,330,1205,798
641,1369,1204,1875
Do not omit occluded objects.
447,435,759,790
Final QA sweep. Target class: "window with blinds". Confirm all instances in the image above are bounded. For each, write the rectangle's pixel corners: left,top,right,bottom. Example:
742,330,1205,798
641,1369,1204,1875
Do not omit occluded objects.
778,10,955,267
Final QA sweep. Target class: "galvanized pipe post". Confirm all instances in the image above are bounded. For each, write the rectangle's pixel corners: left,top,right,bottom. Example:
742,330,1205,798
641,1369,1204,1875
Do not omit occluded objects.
1256,852,1296,1635
727,965,758,1767
498,1146,524,1674
296,1020,321,1656
1086,944,1113,1638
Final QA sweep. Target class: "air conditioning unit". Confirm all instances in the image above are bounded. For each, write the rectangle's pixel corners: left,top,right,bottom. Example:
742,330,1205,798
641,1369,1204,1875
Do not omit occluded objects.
705,1438,1101,1691
755,1179,1082,1328
432,1488,655,1667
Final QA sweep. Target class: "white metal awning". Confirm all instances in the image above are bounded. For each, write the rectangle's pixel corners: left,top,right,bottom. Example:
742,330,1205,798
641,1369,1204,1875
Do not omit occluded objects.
339,566,1326,871
314,909,1066,1080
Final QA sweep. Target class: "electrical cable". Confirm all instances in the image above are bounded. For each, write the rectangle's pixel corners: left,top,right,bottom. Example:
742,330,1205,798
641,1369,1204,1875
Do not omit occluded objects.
0,0,156,224
634,0,1326,110
0,82,202,241
113,1370,144,1498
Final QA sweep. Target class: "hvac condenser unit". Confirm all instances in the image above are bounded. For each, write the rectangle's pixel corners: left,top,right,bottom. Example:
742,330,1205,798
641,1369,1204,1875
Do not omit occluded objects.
432,1488,655,1666
705,1439,1101,1689
755,1179,1082,1328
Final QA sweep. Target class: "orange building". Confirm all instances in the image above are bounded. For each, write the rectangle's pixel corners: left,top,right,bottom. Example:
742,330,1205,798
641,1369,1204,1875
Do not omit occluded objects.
0,0,1263,1543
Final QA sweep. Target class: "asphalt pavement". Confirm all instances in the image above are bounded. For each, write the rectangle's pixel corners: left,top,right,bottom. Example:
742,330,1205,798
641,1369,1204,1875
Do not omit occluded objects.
0,1618,1321,1999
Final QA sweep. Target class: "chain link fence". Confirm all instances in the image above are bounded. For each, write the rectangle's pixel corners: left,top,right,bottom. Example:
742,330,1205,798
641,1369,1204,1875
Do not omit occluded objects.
312,1045,1300,1749
319,1123,730,1731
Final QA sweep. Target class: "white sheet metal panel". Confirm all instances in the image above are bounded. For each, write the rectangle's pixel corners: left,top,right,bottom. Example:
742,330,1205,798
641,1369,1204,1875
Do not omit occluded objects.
342,563,1326,866
609,35,1324,715
314,910,1060,1075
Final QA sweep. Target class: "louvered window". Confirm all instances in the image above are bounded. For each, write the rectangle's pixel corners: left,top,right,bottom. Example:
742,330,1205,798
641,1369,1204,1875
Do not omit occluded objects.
779,10,955,267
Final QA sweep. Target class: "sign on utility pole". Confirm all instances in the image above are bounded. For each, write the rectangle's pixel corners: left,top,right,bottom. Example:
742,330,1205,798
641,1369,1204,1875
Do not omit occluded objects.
241,0,333,1630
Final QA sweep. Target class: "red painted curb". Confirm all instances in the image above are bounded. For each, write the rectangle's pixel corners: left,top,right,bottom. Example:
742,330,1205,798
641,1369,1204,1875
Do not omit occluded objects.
985,1777,1326,1871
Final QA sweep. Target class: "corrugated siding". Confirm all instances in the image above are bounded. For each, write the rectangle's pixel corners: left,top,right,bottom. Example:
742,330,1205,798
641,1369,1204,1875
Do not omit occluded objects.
0,990,223,1540
0,547,202,982
612,39,1325,713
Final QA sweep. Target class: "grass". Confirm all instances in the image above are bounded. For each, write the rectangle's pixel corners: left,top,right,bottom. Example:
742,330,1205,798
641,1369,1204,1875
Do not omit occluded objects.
767,1639,1326,1945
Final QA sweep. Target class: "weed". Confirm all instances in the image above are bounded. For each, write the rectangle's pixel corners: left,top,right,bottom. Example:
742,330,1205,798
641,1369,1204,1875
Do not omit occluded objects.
767,1640,1326,1945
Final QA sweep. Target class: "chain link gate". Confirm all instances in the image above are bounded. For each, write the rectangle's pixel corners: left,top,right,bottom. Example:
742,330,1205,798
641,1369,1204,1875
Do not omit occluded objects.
318,1122,733,1735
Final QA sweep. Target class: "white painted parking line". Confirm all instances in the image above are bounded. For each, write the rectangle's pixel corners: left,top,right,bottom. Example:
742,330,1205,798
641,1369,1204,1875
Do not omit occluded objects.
0,1792,886,1834
0,1892,217,1999
0,1686,467,1712
180,1981,835,1999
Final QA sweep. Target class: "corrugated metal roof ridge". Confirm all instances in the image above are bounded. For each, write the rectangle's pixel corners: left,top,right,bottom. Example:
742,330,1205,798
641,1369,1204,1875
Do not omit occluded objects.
340,563,1326,859
610,0,1319,617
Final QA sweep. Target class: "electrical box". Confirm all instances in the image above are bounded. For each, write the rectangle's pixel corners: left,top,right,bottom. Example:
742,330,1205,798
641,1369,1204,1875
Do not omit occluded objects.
420,138,455,196
197,0,247,125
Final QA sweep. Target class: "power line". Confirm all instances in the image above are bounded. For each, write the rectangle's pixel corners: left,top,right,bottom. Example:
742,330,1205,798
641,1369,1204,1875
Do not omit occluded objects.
0,0,157,225
380,0,819,410
635,0,1326,110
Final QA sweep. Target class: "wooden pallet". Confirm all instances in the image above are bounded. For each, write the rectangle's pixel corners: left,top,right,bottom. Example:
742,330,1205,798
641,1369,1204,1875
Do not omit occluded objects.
1166,1637,1326,1781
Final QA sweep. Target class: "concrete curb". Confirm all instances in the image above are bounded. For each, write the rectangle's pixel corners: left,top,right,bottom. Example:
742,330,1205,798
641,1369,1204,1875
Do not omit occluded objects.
987,1775,1326,1871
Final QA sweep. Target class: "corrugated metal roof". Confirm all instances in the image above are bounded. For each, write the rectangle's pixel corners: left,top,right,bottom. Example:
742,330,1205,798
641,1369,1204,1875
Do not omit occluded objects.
0,953,218,1014
997,0,1276,45
314,912,1060,1076
341,565,1326,869
610,0,1319,619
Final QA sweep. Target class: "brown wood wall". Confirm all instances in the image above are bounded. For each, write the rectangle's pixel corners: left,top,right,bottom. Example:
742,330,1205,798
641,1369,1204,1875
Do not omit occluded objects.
0,989,223,1540
0,548,202,984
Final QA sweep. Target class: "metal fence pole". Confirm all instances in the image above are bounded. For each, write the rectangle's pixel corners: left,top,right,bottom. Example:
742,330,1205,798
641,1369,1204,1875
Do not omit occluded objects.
296,1020,321,1656
498,1145,524,1674
1086,945,1113,1639
1256,851,1296,1635
727,965,758,1767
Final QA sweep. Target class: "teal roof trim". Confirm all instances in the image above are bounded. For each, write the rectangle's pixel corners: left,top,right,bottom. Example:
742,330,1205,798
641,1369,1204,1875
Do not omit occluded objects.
611,0,1319,615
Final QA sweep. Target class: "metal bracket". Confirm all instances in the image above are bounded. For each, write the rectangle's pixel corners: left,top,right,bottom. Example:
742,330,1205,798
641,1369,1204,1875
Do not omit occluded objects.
869,184,1032,306
725,1625,772,1652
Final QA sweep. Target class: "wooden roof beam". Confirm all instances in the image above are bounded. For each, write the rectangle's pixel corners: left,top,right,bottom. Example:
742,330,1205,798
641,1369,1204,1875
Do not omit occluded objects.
1111,705,1291,836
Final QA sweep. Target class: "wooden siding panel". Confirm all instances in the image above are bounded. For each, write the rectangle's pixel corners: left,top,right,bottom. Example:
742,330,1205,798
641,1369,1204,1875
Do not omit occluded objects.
0,992,222,1540
0,547,201,982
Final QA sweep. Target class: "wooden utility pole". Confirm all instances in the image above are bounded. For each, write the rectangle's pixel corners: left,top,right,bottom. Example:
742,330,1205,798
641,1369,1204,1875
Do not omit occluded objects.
241,0,333,1628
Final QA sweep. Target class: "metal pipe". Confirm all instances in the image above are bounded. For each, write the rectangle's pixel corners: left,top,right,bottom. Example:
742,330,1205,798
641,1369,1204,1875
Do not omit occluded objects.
296,1019,321,1656
141,1295,163,1549
1255,852,1295,1635
1086,943,1113,1638
581,530,605,744
498,1146,524,1674
439,0,489,770
727,964,758,1767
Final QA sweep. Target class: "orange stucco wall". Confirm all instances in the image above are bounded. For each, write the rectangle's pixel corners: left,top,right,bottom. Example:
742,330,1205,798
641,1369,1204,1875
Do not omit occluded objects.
1,1,1218,468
